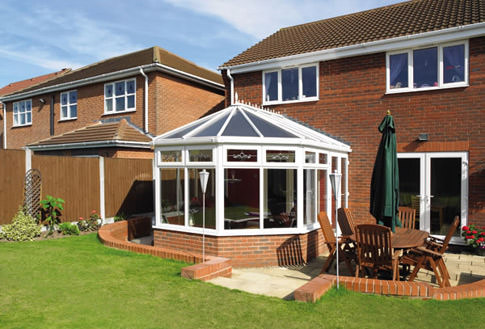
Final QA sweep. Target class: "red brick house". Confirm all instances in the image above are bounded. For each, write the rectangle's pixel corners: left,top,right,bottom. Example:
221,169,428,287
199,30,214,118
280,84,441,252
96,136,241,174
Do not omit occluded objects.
219,0,485,242
0,46,225,158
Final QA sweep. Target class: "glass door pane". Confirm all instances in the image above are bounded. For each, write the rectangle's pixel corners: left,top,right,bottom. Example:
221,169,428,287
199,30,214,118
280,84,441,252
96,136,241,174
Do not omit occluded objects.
398,158,421,229
430,158,461,236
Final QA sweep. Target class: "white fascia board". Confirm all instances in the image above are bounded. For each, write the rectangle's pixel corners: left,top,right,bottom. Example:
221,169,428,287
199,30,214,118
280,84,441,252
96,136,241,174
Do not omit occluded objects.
27,140,152,151
222,23,485,74
153,64,225,91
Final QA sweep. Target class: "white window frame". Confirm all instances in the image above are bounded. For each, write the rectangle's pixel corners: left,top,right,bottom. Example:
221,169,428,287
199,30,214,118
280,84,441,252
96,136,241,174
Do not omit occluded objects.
262,63,319,105
386,40,469,94
12,99,32,127
104,78,136,114
60,90,77,121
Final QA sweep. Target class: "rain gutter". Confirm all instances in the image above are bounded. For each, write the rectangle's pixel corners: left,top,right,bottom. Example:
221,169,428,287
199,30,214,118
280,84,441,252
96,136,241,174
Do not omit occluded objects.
226,68,234,104
26,140,152,151
2,102,6,149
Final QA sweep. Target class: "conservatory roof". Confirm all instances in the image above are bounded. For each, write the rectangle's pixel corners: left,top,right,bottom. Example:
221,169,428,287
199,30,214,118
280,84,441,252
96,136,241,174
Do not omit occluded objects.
154,103,351,152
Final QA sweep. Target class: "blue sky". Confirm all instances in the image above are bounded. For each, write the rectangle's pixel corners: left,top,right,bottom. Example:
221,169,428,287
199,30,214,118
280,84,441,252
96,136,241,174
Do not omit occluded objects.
0,0,403,87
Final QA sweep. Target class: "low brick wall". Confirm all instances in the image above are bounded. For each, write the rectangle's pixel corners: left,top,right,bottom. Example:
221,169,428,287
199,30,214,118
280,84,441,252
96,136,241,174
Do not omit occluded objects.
294,274,485,302
154,228,327,268
98,218,232,281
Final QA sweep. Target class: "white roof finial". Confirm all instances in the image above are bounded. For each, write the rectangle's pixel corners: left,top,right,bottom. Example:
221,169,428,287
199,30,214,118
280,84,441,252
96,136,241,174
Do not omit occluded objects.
235,92,239,102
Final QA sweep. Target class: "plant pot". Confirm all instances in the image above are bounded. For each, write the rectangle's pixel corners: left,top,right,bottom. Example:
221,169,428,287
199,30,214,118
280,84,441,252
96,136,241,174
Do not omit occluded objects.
475,248,485,257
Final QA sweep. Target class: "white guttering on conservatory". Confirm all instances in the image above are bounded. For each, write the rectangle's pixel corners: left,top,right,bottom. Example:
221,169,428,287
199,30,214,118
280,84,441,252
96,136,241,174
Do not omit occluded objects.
153,102,352,237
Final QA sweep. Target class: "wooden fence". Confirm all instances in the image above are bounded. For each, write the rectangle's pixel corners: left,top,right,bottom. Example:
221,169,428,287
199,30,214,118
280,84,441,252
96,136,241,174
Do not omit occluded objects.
0,150,153,225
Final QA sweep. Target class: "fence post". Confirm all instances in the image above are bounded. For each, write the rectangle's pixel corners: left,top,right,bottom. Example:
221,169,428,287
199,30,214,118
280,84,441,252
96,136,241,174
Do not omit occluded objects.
25,148,32,173
99,156,105,223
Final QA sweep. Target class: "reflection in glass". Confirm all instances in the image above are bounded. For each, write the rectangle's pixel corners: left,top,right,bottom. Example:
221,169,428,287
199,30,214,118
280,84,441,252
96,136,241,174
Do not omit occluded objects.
224,169,259,229
302,66,316,97
264,169,296,228
443,44,465,84
389,53,408,89
188,168,216,229
304,169,316,225
189,149,213,162
160,150,182,162
398,158,421,227
305,152,316,163
413,47,437,88
161,168,184,226
264,71,278,101
317,170,327,216
282,68,298,101
319,153,327,164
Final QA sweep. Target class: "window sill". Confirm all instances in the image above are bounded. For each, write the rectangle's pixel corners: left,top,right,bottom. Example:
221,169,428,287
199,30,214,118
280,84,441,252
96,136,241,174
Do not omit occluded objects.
263,97,319,106
58,118,77,122
12,123,32,128
385,83,468,95
102,109,136,116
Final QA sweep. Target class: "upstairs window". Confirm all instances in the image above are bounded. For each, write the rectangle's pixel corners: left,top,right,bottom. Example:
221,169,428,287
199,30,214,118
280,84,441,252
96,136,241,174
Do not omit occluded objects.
263,64,318,104
13,99,32,127
104,78,136,113
387,41,468,93
60,90,77,120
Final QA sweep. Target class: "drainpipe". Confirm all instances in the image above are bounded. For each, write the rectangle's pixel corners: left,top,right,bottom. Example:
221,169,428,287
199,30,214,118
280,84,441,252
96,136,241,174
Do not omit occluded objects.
226,69,234,105
2,102,6,149
139,67,149,133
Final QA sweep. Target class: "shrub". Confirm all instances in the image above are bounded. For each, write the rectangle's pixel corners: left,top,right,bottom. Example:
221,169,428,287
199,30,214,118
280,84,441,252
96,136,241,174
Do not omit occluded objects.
77,210,101,232
0,208,41,241
114,212,128,222
40,195,65,234
462,224,485,249
58,222,80,236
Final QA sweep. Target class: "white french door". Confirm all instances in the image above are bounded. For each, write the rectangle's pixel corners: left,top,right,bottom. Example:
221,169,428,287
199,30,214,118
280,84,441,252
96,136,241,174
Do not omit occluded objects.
397,152,468,244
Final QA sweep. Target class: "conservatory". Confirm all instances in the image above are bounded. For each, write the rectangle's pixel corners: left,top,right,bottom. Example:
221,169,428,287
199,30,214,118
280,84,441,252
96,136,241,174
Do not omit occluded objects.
152,103,351,267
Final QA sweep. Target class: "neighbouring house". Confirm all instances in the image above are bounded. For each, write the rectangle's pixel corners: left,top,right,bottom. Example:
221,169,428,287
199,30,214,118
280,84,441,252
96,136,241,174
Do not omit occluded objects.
151,0,485,267
0,68,72,148
0,47,225,158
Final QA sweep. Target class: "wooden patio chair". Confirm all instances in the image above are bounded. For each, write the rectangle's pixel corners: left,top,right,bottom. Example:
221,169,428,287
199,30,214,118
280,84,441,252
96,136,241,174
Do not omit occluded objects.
402,216,460,288
354,224,400,280
337,208,356,237
398,207,416,229
317,211,355,276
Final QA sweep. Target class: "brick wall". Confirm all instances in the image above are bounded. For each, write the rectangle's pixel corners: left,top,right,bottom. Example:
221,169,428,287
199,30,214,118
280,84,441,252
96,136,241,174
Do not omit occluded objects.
230,36,485,225
154,228,327,268
3,71,224,150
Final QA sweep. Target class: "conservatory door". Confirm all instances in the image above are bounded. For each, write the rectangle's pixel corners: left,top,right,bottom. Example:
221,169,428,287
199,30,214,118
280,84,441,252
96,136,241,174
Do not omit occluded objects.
398,152,468,243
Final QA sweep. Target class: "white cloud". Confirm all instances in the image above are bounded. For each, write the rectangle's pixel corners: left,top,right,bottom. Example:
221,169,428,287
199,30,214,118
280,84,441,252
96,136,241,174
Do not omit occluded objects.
163,0,403,39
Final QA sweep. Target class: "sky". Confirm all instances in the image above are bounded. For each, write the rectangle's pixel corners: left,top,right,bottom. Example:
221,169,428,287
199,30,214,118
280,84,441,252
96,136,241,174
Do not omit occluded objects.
0,0,403,88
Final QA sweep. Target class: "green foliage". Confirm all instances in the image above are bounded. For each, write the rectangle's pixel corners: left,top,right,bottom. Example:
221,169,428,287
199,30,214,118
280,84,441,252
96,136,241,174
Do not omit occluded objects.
77,210,100,232
0,207,41,241
58,222,80,236
40,195,65,233
114,212,128,222
462,223,485,249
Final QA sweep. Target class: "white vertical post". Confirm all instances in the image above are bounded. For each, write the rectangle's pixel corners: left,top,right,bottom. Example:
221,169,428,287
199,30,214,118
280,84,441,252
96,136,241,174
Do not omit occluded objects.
25,148,32,172
329,169,341,289
99,157,105,223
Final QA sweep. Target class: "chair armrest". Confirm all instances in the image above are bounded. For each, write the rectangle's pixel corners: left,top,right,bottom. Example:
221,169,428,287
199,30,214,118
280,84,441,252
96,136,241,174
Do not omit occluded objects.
415,246,443,257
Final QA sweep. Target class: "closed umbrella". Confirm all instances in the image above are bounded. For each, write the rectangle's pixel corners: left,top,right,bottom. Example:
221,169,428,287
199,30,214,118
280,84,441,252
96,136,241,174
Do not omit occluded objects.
370,111,400,232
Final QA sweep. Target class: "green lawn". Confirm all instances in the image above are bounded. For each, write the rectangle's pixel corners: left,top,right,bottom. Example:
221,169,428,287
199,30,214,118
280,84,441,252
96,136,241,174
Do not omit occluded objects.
0,234,483,329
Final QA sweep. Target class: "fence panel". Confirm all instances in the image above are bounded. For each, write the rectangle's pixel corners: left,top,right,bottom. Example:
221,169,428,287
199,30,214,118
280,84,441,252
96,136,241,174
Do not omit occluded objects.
104,158,153,218
0,150,26,224
32,155,100,222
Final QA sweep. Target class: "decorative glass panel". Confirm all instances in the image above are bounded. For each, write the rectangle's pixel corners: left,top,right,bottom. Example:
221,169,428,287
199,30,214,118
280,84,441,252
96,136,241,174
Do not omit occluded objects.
443,44,465,84
189,149,213,162
227,149,257,162
302,66,317,97
264,71,278,102
188,168,216,229
266,150,295,163
319,153,327,164
413,47,438,88
160,150,182,162
115,81,125,96
264,169,297,228
282,68,298,101
389,53,408,89
224,169,260,229
115,97,125,111
305,152,316,163
105,84,113,98
160,168,184,226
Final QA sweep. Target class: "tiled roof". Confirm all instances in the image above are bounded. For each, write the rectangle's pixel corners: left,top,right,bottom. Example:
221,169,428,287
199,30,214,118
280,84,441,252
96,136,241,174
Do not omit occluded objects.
223,0,485,67
28,119,151,147
10,46,222,96
0,69,71,96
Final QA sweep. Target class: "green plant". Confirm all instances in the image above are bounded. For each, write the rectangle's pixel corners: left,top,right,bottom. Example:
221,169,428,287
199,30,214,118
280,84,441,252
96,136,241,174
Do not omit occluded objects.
58,222,80,236
114,212,128,222
77,210,101,232
0,207,41,241
40,195,65,234
462,224,485,249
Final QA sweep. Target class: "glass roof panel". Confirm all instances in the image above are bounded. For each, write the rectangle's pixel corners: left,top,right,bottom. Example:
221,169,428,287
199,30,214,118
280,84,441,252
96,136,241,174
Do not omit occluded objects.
193,112,231,137
245,112,298,138
221,109,259,137
164,116,211,138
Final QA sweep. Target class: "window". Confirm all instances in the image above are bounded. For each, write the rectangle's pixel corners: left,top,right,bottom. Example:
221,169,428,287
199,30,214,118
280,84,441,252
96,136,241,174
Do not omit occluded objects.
104,79,136,113
13,100,32,126
263,64,318,104
60,90,77,120
387,41,468,92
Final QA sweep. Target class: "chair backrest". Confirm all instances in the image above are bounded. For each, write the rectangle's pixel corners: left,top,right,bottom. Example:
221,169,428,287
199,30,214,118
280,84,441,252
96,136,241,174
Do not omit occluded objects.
398,207,416,229
317,211,336,247
337,208,356,236
438,216,460,254
355,224,392,268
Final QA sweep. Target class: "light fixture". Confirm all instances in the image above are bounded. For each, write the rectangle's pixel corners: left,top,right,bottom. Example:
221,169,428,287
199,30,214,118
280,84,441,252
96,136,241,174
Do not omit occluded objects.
199,169,210,263
418,133,429,141
39,98,46,104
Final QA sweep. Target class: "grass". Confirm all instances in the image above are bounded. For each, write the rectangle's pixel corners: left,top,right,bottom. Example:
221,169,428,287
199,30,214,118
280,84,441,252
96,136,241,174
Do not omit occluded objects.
1,234,484,329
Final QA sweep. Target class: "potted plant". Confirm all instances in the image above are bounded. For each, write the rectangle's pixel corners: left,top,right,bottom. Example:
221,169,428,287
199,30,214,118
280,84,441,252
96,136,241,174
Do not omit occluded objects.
461,224,485,256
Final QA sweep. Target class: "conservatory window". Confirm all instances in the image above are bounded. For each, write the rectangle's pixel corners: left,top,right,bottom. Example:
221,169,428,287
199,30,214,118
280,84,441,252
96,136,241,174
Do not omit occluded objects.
266,150,295,163
160,168,184,226
189,149,213,162
264,169,297,228
188,168,216,229
304,169,317,225
224,169,260,229
227,149,257,162
160,150,182,162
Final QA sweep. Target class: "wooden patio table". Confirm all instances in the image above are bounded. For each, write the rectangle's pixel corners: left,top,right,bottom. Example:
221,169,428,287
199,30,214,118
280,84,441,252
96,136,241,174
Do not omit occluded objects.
343,227,429,250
